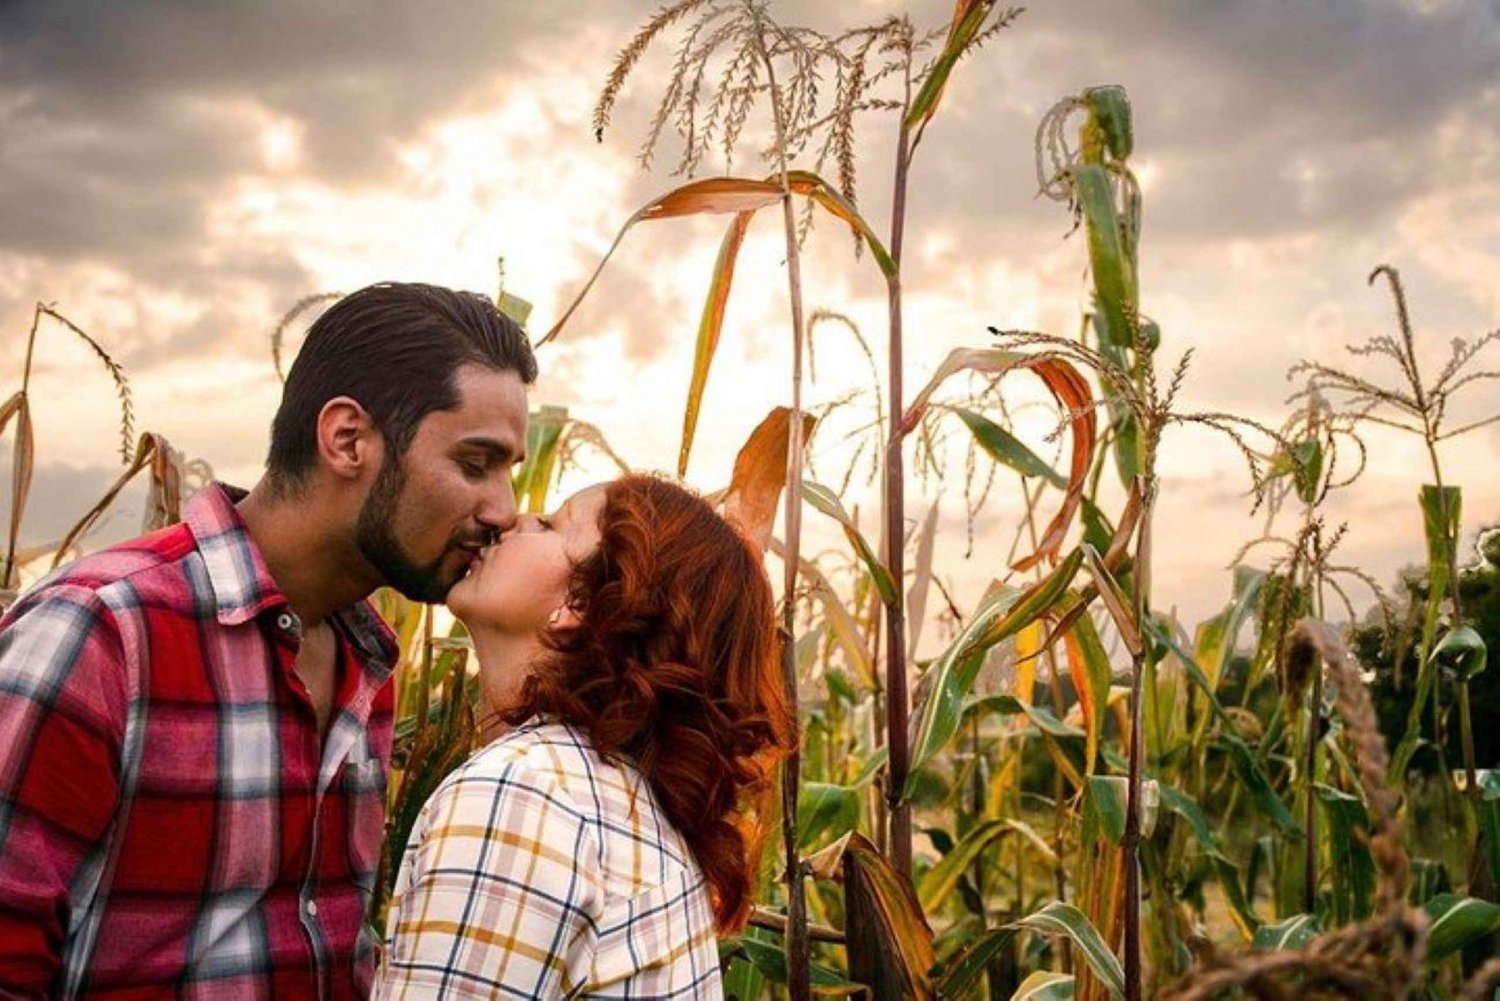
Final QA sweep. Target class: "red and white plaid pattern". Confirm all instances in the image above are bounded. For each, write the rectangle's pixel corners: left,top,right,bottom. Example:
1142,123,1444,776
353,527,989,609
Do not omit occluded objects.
0,483,397,999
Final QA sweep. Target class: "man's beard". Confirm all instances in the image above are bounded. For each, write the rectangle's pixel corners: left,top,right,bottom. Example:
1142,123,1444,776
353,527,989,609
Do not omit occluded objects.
356,455,467,603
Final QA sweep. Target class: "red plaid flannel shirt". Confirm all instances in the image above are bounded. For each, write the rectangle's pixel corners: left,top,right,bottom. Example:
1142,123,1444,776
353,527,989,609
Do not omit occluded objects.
0,483,397,999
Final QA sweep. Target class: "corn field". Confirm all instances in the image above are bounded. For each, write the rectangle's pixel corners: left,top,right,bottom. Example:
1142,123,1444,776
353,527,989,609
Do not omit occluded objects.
4,2,1500,998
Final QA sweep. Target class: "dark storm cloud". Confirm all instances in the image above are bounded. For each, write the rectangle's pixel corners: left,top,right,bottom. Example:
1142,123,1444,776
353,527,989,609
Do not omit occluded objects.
895,0,1500,257
0,1,631,306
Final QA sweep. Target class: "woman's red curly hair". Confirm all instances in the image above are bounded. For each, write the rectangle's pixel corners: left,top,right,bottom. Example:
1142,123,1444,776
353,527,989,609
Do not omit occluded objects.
503,473,794,932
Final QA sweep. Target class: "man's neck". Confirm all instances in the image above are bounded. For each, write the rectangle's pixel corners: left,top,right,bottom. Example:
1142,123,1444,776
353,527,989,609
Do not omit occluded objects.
237,478,381,627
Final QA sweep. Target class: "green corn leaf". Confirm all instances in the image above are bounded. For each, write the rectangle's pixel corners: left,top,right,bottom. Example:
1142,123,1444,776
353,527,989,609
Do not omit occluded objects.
904,0,993,130
1011,971,1076,1000
1076,164,1135,348
1084,775,1159,846
1251,913,1320,952
1084,85,1133,162
906,551,1084,794
1422,893,1500,961
1158,785,1231,863
1194,565,1268,692
1221,733,1302,835
797,781,862,851
934,926,1016,999
733,934,864,993
1010,902,1124,1000
952,406,1067,487
1479,771,1500,896
1432,624,1487,680
802,481,899,607
1390,484,1463,781
918,818,1057,912
1315,784,1375,923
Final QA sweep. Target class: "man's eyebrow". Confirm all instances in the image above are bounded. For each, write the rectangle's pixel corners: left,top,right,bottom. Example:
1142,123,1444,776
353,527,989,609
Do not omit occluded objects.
456,436,524,465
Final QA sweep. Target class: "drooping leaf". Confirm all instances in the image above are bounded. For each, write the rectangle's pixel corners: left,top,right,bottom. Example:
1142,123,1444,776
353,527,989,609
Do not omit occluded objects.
1221,733,1302,835
720,407,817,554
785,171,896,278
1011,971,1076,1000
802,481,898,607
543,177,786,345
1081,543,1141,656
918,818,1056,912
1251,913,1320,952
841,832,937,1000
963,694,1085,741
907,552,1085,792
770,541,876,690
1431,624,1487,681
1084,85,1133,162
1010,901,1124,1000
1422,893,1500,961
52,433,178,567
733,934,864,994
680,210,755,475
1157,785,1231,864
953,406,1067,488
903,348,1096,572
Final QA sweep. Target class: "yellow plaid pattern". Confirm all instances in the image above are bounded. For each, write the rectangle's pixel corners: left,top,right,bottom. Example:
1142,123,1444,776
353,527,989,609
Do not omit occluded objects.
377,719,723,999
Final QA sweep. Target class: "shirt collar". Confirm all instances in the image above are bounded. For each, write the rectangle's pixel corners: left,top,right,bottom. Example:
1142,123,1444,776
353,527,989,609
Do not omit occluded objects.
185,482,398,679
186,482,285,626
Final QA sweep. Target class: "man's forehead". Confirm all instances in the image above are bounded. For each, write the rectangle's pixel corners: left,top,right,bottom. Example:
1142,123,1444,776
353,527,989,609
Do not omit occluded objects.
436,366,528,440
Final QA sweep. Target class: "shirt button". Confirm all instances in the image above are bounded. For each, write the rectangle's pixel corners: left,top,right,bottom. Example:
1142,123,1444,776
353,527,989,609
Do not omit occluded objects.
305,899,318,917
276,612,299,635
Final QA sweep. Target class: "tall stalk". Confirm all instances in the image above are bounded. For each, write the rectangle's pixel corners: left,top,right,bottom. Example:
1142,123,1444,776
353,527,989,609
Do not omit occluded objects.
882,49,915,880
754,21,812,1000
1122,476,1154,1001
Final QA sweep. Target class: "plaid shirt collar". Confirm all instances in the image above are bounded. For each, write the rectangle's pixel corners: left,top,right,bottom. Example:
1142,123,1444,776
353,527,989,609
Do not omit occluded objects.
186,481,398,676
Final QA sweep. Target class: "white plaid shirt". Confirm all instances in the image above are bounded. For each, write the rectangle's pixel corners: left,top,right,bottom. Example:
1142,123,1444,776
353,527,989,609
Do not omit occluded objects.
377,719,724,999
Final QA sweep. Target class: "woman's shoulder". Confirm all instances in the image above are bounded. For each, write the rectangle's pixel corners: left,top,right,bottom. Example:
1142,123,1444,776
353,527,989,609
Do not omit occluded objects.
465,718,697,887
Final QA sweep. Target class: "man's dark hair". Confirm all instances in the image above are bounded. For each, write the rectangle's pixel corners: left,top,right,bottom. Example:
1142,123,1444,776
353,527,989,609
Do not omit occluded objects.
267,282,537,489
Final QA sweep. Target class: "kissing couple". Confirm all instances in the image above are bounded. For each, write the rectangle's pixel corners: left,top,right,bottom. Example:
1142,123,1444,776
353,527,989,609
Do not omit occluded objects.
0,283,793,999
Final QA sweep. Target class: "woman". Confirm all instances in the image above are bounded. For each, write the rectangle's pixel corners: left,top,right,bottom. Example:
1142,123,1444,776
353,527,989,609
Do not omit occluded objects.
378,474,792,999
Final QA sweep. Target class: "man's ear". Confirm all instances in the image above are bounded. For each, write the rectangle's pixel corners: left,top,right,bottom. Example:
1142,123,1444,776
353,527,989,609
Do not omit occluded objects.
315,396,382,481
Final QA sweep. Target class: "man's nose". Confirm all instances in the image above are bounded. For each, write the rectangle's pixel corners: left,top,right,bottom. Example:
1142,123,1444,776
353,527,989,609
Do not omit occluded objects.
477,478,519,536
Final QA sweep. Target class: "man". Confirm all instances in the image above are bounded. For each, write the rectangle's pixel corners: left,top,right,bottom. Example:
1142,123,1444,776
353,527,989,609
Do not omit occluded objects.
0,283,536,999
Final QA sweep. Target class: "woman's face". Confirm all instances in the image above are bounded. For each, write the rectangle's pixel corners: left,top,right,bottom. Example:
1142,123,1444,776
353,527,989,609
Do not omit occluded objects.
446,483,608,633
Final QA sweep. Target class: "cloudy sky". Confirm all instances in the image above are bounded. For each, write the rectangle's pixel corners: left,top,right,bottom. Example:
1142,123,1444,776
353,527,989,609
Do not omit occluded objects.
2,0,1497,631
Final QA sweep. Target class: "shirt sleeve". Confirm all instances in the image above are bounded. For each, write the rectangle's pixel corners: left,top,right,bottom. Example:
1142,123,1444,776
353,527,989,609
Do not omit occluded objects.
377,753,602,1000
0,587,128,997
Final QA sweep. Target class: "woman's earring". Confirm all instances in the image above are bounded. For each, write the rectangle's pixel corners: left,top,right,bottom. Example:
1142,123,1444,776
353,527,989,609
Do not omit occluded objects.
547,607,564,626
